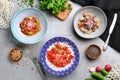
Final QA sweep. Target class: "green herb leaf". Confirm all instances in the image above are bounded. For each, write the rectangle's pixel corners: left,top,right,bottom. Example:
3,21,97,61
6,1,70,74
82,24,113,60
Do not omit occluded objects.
22,0,34,7
29,0,34,7
39,0,70,14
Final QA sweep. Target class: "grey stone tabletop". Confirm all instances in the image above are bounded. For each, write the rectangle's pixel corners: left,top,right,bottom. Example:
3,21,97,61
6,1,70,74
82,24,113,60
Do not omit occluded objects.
0,0,120,80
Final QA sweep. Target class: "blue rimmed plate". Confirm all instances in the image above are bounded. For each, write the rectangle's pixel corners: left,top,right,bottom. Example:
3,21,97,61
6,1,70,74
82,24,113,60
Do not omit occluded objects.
11,8,48,44
40,37,80,76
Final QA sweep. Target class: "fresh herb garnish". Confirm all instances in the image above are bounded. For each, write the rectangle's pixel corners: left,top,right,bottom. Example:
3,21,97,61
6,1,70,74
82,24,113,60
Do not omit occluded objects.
39,0,71,14
22,0,34,7
29,0,34,7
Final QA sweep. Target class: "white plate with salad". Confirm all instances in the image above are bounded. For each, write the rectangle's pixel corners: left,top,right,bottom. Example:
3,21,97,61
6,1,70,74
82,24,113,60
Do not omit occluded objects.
73,6,107,39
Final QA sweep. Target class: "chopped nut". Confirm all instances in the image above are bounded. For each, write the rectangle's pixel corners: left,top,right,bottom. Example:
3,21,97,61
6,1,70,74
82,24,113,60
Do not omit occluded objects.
9,48,23,61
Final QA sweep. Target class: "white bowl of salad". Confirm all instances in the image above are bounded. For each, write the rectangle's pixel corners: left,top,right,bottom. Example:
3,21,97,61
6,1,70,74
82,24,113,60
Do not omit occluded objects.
73,6,107,39
11,8,48,44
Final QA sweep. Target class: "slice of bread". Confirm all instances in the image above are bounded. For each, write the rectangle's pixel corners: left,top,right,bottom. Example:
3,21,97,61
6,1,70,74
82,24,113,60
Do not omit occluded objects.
55,3,72,21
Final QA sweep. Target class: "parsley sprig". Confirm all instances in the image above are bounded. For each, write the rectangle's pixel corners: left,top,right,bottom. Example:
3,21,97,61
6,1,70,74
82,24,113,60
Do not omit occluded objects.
22,0,34,7
39,0,71,14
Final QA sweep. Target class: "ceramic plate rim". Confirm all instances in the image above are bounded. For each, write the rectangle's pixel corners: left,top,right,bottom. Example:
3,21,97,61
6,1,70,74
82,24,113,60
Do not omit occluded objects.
11,8,48,44
40,37,80,76
73,6,107,39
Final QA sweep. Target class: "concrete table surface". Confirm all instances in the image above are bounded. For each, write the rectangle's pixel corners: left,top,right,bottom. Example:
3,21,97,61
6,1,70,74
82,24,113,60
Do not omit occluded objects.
0,0,120,80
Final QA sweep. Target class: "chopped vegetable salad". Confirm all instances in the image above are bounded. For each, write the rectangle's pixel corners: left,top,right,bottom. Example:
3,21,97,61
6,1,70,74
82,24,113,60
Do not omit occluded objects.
20,16,41,36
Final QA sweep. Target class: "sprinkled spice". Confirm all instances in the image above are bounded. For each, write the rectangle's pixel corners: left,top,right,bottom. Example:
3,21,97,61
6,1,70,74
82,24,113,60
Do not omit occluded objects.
86,44,101,59
87,46,100,56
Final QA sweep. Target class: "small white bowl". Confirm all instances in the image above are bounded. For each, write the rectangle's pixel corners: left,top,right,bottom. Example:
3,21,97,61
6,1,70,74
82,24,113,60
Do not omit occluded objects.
73,6,107,39
11,8,48,44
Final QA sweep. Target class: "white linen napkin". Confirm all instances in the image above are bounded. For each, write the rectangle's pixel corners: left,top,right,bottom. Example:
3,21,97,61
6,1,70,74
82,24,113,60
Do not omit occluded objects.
0,0,14,29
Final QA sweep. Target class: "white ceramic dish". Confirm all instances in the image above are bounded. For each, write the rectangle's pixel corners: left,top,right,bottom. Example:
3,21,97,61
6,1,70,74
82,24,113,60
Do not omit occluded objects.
11,8,48,44
73,6,107,39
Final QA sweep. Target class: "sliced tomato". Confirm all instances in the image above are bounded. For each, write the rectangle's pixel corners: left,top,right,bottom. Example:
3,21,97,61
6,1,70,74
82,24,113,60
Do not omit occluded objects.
25,17,29,23
66,49,71,54
48,50,54,54
55,42,61,48
32,17,37,23
20,22,24,26
69,55,74,59
20,16,41,36
47,43,74,68
95,23,99,28
78,22,85,28
63,46,68,50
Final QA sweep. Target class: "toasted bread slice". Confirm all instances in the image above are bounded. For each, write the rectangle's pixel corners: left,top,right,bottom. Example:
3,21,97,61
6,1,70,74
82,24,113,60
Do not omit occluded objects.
55,3,72,21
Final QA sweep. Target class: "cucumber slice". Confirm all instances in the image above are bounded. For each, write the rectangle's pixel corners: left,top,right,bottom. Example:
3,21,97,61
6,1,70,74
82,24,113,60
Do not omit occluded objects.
91,72,104,80
101,69,109,76
20,25,24,29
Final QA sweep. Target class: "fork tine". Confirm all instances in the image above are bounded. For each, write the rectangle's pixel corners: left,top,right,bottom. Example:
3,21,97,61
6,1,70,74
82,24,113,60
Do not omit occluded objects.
33,57,48,80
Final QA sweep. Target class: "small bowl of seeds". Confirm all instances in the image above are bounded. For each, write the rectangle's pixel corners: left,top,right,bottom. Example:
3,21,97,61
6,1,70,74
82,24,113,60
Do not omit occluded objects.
9,48,23,61
86,44,102,59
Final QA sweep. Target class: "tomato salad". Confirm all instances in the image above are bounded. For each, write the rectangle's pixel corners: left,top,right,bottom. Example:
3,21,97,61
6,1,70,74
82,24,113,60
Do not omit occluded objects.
47,42,74,68
20,16,41,36
78,12,99,34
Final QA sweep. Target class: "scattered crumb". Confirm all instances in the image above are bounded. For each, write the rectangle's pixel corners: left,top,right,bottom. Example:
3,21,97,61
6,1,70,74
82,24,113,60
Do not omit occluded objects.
31,67,34,70
25,60,27,64
16,66,18,68
16,61,20,65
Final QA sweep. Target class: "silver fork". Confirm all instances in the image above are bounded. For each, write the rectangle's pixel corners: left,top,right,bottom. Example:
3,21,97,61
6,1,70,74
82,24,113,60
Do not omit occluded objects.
28,46,48,80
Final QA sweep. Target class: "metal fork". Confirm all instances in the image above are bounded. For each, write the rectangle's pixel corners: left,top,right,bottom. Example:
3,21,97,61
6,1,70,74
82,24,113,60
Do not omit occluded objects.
28,46,48,80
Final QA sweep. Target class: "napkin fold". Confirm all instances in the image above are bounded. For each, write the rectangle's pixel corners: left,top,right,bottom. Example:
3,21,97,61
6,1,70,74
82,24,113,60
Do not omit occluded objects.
72,0,120,52
0,0,14,29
